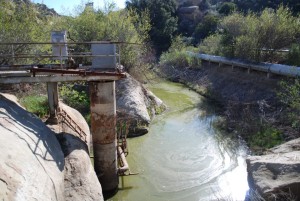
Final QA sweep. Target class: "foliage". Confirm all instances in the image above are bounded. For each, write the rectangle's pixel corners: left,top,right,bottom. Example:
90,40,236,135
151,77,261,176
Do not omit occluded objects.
193,14,219,44
126,0,178,56
217,6,300,62
218,2,236,15
234,0,300,15
46,2,151,71
250,127,283,149
287,44,300,66
59,84,90,114
0,1,52,65
20,95,49,118
198,34,222,55
160,36,201,68
277,78,300,130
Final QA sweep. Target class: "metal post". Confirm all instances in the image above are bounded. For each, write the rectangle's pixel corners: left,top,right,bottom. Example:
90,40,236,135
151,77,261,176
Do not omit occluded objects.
47,82,59,124
11,44,14,65
89,81,118,193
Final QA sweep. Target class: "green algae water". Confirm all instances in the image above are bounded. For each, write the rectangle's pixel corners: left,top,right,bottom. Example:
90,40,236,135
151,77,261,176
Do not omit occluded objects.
110,81,249,201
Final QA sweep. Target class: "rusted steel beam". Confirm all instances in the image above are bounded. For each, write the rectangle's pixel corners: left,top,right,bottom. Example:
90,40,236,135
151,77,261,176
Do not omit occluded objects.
0,54,119,58
0,41,141,45
0,75,125,83
0,64,62,70
30,68,126,78
89,81,118,192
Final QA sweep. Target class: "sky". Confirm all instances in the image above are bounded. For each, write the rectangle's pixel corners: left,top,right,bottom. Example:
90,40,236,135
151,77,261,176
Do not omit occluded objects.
32,0,126,14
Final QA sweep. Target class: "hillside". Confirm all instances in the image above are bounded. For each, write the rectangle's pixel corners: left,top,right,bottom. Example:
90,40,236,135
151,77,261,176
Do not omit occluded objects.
13,0,58,16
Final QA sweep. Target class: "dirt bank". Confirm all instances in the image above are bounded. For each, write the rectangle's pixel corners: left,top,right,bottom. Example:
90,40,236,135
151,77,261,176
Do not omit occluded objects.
158,62,298,151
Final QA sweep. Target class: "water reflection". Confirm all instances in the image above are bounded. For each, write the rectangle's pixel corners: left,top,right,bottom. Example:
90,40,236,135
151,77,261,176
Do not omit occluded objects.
110,81,249,201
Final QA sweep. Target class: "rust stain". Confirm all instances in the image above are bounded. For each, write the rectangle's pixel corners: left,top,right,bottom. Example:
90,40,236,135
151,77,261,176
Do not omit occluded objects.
91,113,116,144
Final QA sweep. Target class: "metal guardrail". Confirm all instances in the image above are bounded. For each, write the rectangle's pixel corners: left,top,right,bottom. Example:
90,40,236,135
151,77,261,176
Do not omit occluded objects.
188,52,300,78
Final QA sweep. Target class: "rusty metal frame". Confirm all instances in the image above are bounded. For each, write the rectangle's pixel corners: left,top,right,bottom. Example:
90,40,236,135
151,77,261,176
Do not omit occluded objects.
30,68,126,77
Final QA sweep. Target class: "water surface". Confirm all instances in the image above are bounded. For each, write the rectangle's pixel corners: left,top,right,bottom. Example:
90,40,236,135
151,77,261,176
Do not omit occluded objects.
110,81,249,201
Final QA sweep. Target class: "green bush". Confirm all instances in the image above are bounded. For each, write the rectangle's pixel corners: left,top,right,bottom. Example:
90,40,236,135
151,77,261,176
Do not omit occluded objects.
160,36,201,68
218,6,300,62
198,34,222,55
59,84,89,114
287,44,300,66
277,78,300,130
20,95,49,118
160,50,201,68
250,127,283,149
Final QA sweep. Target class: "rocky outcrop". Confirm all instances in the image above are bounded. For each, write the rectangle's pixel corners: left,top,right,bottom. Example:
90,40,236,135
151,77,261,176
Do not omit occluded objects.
57,134,103,201
0,93,65,200
247,138,300,200
48,102,103,201
0,93,103,201
116,74,166,137
58,102,91,150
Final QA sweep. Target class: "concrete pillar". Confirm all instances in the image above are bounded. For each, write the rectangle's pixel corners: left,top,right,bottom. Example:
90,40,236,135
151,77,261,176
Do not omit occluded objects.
47,82,59,124
89,81,118,193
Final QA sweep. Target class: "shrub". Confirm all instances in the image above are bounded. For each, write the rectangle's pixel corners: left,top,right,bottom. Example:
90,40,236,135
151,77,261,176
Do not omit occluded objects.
20,95,49,118
250,127,283,149
277,78,300,131
287,44,300,66
59,84,89,114
198,34,222,55
160,36,201,68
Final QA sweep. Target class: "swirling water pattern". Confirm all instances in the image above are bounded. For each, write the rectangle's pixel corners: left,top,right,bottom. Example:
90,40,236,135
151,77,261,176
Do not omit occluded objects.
111,82,249,201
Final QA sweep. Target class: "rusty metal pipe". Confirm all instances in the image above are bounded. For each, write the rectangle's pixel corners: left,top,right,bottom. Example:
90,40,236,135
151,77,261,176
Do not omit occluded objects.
118,146,129,174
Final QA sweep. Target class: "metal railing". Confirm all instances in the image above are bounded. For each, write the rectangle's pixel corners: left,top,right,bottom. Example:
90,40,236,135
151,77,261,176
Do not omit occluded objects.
0,41,122,70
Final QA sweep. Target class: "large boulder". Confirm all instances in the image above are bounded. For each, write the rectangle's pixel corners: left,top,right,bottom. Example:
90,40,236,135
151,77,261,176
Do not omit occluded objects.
116,74,166,137
247,138,300,200
0,93,65,201
57,134,103,201
48,102,103,201
58,102,91,150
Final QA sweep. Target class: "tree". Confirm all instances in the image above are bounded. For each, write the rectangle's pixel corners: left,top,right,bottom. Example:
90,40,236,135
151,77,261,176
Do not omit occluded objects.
0,1,50,65
217,6,300,62
218,2,236,15
126,0,178,56
193,14,219,44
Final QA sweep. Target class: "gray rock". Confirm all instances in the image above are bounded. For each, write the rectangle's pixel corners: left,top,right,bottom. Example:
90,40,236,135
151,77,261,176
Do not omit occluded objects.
116,74,166,137
48,102,103,201
57,134,103,201
0,93,65,201
59,102,91,151
247,139,300,200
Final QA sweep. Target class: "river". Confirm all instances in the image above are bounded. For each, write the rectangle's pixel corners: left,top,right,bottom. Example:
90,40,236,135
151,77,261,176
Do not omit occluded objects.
110,81,249,201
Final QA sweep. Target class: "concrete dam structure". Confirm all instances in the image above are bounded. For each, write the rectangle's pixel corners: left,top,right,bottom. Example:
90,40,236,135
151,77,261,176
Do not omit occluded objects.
0,31,128,194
